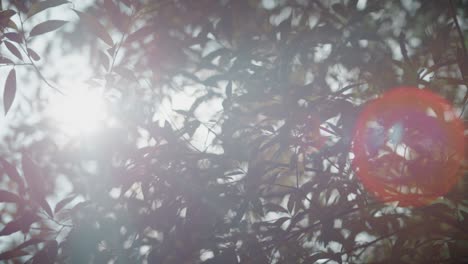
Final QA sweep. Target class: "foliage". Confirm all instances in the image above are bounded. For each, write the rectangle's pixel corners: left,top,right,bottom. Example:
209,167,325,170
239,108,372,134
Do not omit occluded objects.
0,0,468,263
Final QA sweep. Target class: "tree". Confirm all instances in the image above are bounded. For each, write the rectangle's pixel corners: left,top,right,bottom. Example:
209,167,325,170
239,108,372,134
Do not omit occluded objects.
0,0,467,263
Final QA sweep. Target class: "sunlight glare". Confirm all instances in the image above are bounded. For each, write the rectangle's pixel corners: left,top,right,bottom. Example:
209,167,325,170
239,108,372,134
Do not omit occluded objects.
48,85,107,134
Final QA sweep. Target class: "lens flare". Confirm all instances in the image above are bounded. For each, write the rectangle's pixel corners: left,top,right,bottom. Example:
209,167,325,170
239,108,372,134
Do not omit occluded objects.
352,87,464,206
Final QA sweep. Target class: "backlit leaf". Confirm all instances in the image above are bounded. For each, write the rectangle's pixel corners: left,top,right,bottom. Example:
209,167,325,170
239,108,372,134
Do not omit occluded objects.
54,195,76,213
0,190,22,203
3,68,16,115
114,66,137,81
29,20,68,37
73,9,114,46
39,198,53,218
0,212,38,237
27,48,41,61
27,0,69,19
15,238,46,250
4,41,22,60
0,10,16,21
31,240,58,264
0,249,30,261
21,154,45,198
0,158,24,189
0,56,13,64
4,32,22,43
125,26,152,44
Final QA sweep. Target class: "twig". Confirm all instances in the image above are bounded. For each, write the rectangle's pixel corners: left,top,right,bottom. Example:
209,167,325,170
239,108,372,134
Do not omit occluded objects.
18,12,64,95
449,0,467,57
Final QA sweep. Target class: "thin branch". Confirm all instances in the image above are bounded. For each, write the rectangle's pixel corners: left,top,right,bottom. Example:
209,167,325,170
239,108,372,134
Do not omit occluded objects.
18,12,64,95
449,0,467,57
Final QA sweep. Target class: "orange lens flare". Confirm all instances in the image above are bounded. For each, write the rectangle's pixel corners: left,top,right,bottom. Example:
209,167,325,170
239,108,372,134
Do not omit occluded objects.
352,87,464,207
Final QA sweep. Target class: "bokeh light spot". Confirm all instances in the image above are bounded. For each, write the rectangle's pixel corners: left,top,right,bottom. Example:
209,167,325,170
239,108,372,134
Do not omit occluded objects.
352,87,464,207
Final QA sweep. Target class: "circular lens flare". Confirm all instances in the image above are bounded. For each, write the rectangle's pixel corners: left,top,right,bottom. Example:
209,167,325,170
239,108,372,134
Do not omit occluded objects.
352,87,464,207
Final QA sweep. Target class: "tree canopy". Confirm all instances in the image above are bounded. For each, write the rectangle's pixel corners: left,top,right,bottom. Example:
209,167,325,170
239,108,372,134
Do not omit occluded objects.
0,0,468,263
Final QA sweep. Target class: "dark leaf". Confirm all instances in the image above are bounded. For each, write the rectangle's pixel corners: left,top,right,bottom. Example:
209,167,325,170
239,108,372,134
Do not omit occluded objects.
104,0,128,32
0,190,22,203
98,50,110,70
287,193,295,213
0,238,45,260
121,0,132,8
332,3,347,16
0,56,13,64
29,20,68,37
3,68,16,115
54,195,76,213
114,66,137,81
4,41,22,60
263,203,288,214
273,216,290,227
0,212,38,237
32,240,58,264
27,48,41,61
226,80,232,98
0,249,29,261
38,198,53,218
21,154,45,197
4,32,22,43
125,26,153,44
5,19,18,31
73,9,114,46
304,252,342,264
27,0,70,19
0,158,24,190
0,10,16,21
107,45,116,56
15,238,46,250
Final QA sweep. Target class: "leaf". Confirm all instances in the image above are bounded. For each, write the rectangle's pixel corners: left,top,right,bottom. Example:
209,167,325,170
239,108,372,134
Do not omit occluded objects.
15,238,46,250
27,48,41,61
226,80,232,98
54,195,76,213
304,252,342,264
98,50,110,70
4,41,22,60
21,154,45,197
287,193,296,213
73,9,114,46
0,56,13,64
38,198,53,218
3,68,16,115
0,190,22,203
4,32,22,43
273,216,290,227
0,10,16,21
31,240,58,264
0,238,45,260
114,66,137,81
121,0,132,8
6,20,18,31
29,20,68,37
0,158,24,189
0,212,37,237
125,26,153,44
263,203,288,214
104,0,128,32
27,0,69,19
0,249,30,261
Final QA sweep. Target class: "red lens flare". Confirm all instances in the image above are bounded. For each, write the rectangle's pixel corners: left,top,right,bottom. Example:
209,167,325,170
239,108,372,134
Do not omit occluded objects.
352,87,464,207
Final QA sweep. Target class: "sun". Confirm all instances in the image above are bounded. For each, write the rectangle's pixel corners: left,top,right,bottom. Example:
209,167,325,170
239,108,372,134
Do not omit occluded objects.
48,85,108,135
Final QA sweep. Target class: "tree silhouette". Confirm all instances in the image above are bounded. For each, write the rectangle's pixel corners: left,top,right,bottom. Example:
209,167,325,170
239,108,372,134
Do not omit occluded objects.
0,0,467,263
